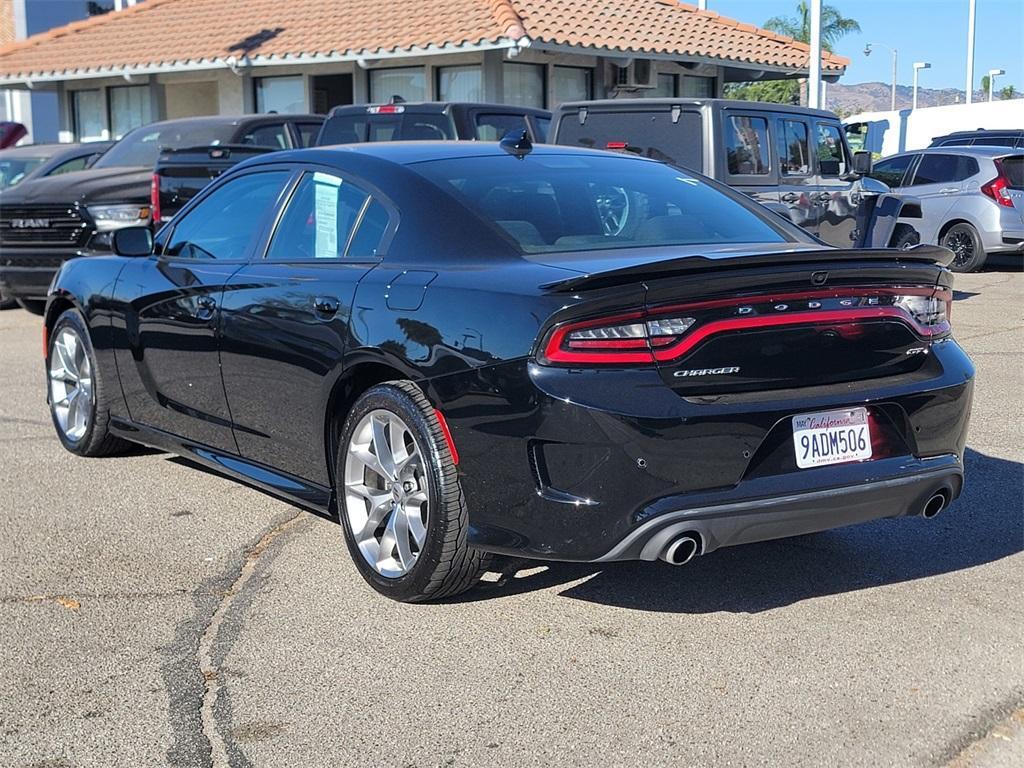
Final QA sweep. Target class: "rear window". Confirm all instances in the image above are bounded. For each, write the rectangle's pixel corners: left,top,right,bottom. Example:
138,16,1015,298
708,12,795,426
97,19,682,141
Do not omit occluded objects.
411,153,789,254
94,121,237,168
317,113,455,145
1002,156,1024,189
475,113,529,141
555,110,703,171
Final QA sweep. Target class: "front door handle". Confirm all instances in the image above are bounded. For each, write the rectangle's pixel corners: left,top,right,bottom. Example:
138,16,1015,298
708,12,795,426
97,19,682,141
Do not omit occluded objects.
195,296,217,320
781,192,799,203
815,192,833,203
313,296,340,319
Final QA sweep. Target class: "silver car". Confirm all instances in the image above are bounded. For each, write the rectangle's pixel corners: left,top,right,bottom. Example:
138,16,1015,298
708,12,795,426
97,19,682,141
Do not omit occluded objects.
870,147,1024,272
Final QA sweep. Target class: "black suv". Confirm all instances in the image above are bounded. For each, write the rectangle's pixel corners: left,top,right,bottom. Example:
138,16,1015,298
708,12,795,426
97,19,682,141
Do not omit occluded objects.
929,129,1024,149
552,98,922,250
0,114,322,314
316,101,550,146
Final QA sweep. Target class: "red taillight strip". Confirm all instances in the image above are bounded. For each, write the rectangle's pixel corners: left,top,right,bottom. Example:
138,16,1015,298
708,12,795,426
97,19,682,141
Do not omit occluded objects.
150,172,162,225
649,307,946,363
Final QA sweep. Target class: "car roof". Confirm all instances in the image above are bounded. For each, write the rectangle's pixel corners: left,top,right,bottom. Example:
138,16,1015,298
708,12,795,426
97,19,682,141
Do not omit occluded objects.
138,114,323,131
934,129,1024,138
326,102,550,117
250,140,654,167
902,146,1024,158
555,97,838,119
0,142,87,158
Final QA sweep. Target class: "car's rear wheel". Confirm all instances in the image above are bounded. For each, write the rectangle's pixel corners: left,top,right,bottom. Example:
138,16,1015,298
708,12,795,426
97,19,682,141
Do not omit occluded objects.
941,222,987,272
0,288,16,310
16,298,46,316
337,381,489,602
48,309,131,456
890,223,920,250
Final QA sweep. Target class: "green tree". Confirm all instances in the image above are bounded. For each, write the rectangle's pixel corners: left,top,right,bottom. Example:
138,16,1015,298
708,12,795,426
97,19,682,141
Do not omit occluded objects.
724,79,800,104
981,74,991,96
1000,84,1017,100
763,2,861,52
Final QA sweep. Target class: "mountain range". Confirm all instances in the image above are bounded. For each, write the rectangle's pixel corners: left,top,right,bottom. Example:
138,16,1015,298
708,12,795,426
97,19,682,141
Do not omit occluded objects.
824,81,1018,115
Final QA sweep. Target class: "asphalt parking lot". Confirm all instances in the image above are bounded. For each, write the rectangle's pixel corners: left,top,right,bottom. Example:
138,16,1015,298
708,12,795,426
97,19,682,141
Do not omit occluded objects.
1,267,1022,768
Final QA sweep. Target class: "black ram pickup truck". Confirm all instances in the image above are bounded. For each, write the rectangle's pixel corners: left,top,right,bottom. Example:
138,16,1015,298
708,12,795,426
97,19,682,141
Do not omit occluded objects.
0,114,322,314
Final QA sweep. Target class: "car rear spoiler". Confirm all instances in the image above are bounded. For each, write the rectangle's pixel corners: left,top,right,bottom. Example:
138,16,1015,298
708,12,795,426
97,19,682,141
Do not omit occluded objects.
540,245,954,293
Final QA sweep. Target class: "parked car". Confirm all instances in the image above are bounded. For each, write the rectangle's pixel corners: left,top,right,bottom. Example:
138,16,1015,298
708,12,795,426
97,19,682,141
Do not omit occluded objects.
0,141,112,190
43,139,973,602
316,101,550,146
0,121,27,149
0,114,322,314
551,98,922,250
929,129,1024,149
869,147,1024,272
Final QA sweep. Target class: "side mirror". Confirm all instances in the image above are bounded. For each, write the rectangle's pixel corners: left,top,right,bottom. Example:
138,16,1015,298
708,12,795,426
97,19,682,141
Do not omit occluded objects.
112,226,154,257
853,151,873,175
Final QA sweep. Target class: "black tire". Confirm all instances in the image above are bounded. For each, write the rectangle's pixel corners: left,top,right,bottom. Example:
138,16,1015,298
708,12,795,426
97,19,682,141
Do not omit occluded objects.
48,309,132,457
0,288,16,310
941,222,987,273
336,381,490,602
890,223,921,250
16,298,46,316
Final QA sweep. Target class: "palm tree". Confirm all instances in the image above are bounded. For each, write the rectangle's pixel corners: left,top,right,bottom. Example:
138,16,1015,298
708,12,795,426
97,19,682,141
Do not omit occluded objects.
764,2,861,51
999,84,1017,100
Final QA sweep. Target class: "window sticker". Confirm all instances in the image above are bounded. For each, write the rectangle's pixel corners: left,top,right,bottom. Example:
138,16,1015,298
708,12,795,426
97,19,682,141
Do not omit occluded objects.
313,172,341,259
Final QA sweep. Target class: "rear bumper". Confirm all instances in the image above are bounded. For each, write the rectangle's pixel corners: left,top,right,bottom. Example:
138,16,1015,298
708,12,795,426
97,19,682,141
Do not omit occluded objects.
597,456,962,561
432,339,974,562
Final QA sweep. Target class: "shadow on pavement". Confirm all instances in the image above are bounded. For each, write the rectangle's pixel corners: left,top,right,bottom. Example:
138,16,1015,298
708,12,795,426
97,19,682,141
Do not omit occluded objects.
460,447,1023,613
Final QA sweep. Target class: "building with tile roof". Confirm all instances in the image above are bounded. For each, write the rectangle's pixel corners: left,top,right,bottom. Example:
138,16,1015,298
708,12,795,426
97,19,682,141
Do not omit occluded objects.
0,0,848,142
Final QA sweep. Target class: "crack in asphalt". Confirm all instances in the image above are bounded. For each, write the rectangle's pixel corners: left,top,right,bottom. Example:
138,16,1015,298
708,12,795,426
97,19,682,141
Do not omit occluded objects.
160,511,305,768
935,689,1024,767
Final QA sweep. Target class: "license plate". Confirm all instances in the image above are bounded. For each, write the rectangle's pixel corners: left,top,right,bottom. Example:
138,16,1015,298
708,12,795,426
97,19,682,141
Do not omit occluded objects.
792,407,872,469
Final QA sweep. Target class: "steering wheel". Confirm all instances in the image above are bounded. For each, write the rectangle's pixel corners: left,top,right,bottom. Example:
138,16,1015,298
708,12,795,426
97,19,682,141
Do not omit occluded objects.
594,186,630,236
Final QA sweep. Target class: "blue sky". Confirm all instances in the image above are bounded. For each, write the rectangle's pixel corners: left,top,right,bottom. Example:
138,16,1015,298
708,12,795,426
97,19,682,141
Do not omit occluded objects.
713,0,1023,91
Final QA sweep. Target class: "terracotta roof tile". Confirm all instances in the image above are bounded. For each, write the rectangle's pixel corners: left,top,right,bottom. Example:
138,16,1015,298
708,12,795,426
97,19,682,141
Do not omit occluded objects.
0,0,846,81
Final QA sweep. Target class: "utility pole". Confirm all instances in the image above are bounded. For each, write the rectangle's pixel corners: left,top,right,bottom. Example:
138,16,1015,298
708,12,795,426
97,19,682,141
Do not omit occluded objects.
966,0,977,104
808,0,822,109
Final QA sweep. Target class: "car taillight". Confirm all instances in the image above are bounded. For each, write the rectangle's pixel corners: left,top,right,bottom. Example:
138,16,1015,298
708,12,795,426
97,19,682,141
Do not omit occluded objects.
541,313,697,364
150,172,162,225
981,161,1014,207
539,288,951,367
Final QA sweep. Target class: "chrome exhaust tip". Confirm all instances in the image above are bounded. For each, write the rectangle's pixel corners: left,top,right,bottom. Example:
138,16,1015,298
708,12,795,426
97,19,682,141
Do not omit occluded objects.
922,490,950,519
660,533,701,566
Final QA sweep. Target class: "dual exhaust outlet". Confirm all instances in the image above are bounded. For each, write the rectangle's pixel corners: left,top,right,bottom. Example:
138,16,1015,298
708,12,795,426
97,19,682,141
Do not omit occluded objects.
658,486,952,565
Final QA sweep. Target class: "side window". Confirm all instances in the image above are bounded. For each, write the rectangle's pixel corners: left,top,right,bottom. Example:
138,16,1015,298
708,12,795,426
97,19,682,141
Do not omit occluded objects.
815,123,849,176
347,199,390,259
295,122,323,147
910,154,959,186
48,156,91,176
725,115,770,176
165,171,290,260
955,156,979,181
870,155,914,188
777,120,811,175
475,113,529,141
974,136,1016,147
266,171,383,261
240,123,290,149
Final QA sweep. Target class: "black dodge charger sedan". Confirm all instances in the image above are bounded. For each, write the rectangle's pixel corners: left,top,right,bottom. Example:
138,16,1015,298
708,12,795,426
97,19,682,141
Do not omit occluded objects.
42,139,974,602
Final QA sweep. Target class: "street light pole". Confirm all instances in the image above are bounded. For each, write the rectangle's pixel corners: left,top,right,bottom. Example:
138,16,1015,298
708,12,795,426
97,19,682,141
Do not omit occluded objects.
966,0,977,104
913,62,931,110
808,0,822,109
864,43,898,111
988,68,1005,101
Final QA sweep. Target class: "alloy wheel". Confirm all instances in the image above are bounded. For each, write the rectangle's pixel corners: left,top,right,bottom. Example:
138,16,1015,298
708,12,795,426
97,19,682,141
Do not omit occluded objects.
343,410,429,579
49,327,93,442
943,227,975,268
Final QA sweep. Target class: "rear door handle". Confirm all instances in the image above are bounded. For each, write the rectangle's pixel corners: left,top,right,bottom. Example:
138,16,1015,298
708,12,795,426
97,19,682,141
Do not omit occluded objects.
940,187,960,195
781,192,799,203
195,295,217,320
313,296,340,319
815,192,833,202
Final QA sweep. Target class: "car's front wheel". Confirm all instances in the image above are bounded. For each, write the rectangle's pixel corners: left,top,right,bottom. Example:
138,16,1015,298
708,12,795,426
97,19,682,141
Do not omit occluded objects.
337,381,489,602
941,222,987,272
48,309,131,456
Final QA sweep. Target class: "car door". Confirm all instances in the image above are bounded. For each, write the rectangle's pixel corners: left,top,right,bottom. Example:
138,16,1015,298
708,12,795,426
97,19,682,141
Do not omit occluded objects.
218,167,393,486
111,169,292,453
774,115,818,234
813,121,860,247
721,110,779,211
903,153,966,242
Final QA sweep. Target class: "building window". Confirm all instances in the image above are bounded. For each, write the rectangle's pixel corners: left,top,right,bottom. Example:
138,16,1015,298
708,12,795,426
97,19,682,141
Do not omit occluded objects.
72,89,105,140
682,76,715,98
551,66,592,107
503,63,544,108
369,67,426,103
108,85,151,139
255,75,306,114
437,65,483,102
654,73,678,98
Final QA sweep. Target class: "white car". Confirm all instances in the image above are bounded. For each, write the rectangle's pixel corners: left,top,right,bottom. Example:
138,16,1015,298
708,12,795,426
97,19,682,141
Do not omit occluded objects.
870,146,1024,272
